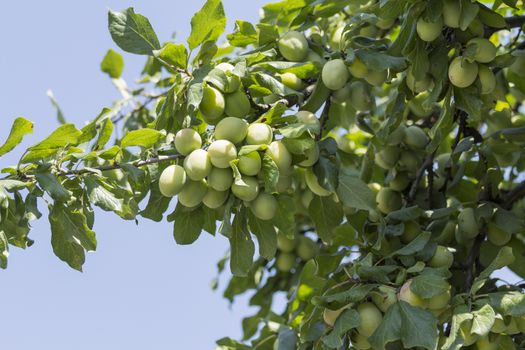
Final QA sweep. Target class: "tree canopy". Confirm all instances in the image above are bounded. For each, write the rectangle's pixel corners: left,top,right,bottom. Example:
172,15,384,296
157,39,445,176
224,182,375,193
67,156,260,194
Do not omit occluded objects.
2,0,525,348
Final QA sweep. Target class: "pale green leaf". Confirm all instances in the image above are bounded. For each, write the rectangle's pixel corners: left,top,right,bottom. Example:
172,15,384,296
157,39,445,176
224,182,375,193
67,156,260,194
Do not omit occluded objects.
0,117,33,158
120,128,164,148
187,0,226,50
100,49,124,78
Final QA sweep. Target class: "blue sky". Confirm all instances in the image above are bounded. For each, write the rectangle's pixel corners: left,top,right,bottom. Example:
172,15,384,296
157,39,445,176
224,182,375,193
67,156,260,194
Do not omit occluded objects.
0,1,267,349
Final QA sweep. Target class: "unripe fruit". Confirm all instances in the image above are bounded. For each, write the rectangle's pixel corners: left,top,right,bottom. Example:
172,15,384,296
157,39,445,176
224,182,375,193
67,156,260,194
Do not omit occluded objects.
250,193,277,220
215,117,249,144
386,125,407,146
323,307,345,327
442,0,460,28
279,72,304,90
277,233,296,253
200,85,225,124
276,175,293,193
267,141,293,174
400,220,421,243
296,236,318,260
437,220,456,244
371,285,397,312
175,128,202,156
478,65,496,95
364,69,387,86
208,140,237,168
448,57,479,88
332,84,351,104
467,38,497,63
178,180,208,208
406,69,432,93
399,151,421,174
202,188,229,209
348,58,368,78
487,222,511,246
427,286,451,310
158,164,187,197
428,245,454,268
416,17,443,42
238,151,262,176
184,149,212,181
403,125,428,149
352,333,371,350
224,90,251,118
375,146,400,170
278,31,309,62
207,167,233,191
215,62,234,72
276,252,296,272
398,280,427,308
322,59,349,90
349,81,372,111
357,302,383,337
246,123,273,145
457,207,479,239
390,172,411,191
295,110,320,129
231,176,259,201
305,168,331,196
376,188,402,214
510,51,525,77
298,145,320,167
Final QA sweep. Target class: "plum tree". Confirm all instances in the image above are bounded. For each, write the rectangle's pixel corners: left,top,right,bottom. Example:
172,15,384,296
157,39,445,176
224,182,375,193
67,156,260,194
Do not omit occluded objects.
208,140,237,168
175,128,202,156
278,31,309,62
159,164,187,197
6,1,525,349
214,117,248,144
245,123,273,145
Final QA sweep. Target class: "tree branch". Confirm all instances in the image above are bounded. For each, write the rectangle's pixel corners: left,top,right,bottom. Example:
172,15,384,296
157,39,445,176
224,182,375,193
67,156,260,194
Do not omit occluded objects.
502,181,525,210
407,154,434,204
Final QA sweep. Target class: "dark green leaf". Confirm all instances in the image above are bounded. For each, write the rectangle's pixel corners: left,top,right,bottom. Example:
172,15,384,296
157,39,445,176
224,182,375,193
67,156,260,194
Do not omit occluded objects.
229,209,254,276
308,196,343,243
337,173,376,211
172,204,204,245
248,211,277,260
108,8,160,55
35,173,71,202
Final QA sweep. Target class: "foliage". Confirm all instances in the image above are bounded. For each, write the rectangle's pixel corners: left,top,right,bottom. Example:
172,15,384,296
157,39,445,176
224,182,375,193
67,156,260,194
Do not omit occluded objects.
3,0,525,348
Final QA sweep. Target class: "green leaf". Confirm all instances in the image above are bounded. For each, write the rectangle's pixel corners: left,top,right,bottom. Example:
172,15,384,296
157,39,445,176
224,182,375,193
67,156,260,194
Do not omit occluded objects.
308,196,343,243
140,181,171,222
47,90,66,124
254,61,320,79
316,285,376,308
261,153,279,193
0,117,33,158
470,304,495,337
227,20,257,47
0,230,8,269
84,177,123,213
488,291,525,316
471,246,514,294
172,204,204,245
336,173,376,211
369,301,438,350
22,124,82,163
390,232,431,257
248,211,277,260
187,0,226,50
229,209,254,277
120,128,164,148
49,203,97,271
410,273,449,299
95,118,114,150
274,327,297,350
108,8,160,55
355,49,407,70
35,173,71,202
322,309,360,348
154,43,188,69
273,195,296,236
100,49,124,78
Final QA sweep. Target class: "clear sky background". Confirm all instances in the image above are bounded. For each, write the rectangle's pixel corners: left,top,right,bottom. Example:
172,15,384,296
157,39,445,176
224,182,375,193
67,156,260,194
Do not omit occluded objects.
0,1,520,349
0,1,267,349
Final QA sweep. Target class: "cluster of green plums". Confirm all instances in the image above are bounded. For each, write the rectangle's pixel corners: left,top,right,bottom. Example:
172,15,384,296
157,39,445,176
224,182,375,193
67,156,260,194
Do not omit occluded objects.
275,232,319,272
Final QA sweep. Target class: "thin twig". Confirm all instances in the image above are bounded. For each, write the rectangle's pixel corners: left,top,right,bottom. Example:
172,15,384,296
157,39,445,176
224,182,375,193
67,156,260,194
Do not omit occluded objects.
407,154,434,204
